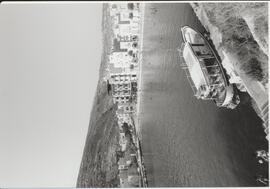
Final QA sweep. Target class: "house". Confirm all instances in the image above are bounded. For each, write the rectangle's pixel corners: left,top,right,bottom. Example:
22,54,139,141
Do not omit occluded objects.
127,164,140,187
108,64,123,74
118,3,129,11
109,52,132,68
117,113,132,126
128,175,141,187
112,38,128,52
118,154,134,170
118,103,136,113
119,164,140,187
118,12,132,24
120,41,133,50
119,24,131,37
125,142,137,157
117,34,131,42
119,132,127,151
109,4,118,17
116,33,138,43
119,169,129,187
118,157,131,170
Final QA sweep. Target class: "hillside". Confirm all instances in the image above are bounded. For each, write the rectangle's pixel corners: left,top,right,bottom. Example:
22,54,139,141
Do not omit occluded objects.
76,4,120,187
100,3,113,80
191,3,268,86
76,81,120,187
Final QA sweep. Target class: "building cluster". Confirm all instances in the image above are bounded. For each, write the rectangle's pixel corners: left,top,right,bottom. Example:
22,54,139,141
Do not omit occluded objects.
108,2,141,117
106,3,147,187
118,122,141,187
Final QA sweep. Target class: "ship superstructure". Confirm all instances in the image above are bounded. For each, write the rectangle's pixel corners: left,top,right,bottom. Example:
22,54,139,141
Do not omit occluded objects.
179,26,239,109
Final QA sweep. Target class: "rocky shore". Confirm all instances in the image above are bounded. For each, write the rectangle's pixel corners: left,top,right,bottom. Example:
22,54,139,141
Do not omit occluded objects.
190,2,269,139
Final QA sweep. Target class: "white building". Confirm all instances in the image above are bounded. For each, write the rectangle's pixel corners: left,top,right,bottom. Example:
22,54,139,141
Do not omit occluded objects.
119,133,127,151
118,103,136,113
109,4,118,16
110,73,137,84
120,41,133,50
118,24,139,36
118,3,129,11
119,24,131,36
109,52,132,68
119,12,131,22
109,73,137,108
117,113,132,125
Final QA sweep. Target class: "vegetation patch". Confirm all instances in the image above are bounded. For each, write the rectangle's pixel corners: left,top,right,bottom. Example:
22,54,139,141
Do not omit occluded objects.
192,3,268,85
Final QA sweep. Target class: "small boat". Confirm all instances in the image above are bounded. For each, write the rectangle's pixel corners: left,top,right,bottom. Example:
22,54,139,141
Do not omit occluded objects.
178,26,240,109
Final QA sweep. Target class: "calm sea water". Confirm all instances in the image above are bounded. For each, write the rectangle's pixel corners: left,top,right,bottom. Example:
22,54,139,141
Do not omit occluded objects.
139,3,268,187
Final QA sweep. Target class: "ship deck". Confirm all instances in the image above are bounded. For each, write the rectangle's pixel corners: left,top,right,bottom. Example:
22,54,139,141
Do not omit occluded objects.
179,26,229,105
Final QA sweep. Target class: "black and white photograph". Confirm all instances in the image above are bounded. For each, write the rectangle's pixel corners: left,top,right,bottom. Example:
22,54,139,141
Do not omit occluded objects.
0,1,269,188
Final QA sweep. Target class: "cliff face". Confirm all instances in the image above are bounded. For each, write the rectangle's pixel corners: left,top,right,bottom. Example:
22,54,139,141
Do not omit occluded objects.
76,82,120,187
191,3,268,86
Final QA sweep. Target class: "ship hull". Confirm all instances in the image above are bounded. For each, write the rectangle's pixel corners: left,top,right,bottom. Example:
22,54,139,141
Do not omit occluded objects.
180,26,239,109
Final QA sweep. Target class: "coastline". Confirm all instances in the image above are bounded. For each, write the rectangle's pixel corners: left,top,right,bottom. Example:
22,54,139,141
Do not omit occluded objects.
135,3,145,141
190,3,269,139
135,3,148,186
78,3,268,187
138,3,268,186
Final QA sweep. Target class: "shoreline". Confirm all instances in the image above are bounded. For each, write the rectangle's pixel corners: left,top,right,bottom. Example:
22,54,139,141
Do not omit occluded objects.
135,3,148,187
135,3,145,141
190,3,269,140
136,3,268,186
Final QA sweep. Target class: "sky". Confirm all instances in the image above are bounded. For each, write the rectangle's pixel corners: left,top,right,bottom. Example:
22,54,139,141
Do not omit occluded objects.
0,2,102,187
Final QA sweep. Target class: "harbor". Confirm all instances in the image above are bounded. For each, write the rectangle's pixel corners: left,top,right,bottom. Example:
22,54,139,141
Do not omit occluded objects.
138,3,268,187
85,2,268,187
106,3,148,187
1,2,268,188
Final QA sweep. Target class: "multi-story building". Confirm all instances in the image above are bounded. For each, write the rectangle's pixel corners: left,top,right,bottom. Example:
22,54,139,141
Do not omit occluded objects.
118,113,132,126
119,23,139,36
109,73,138,113
118,103,136,113
119,132,127,151
110,73,137,86
117,34,138,42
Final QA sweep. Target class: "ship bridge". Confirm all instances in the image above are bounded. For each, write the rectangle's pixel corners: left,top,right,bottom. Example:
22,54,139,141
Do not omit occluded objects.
179,42,226,101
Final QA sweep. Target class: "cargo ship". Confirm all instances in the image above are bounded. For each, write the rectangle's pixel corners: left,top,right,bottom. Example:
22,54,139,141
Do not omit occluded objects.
178,26,240,109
